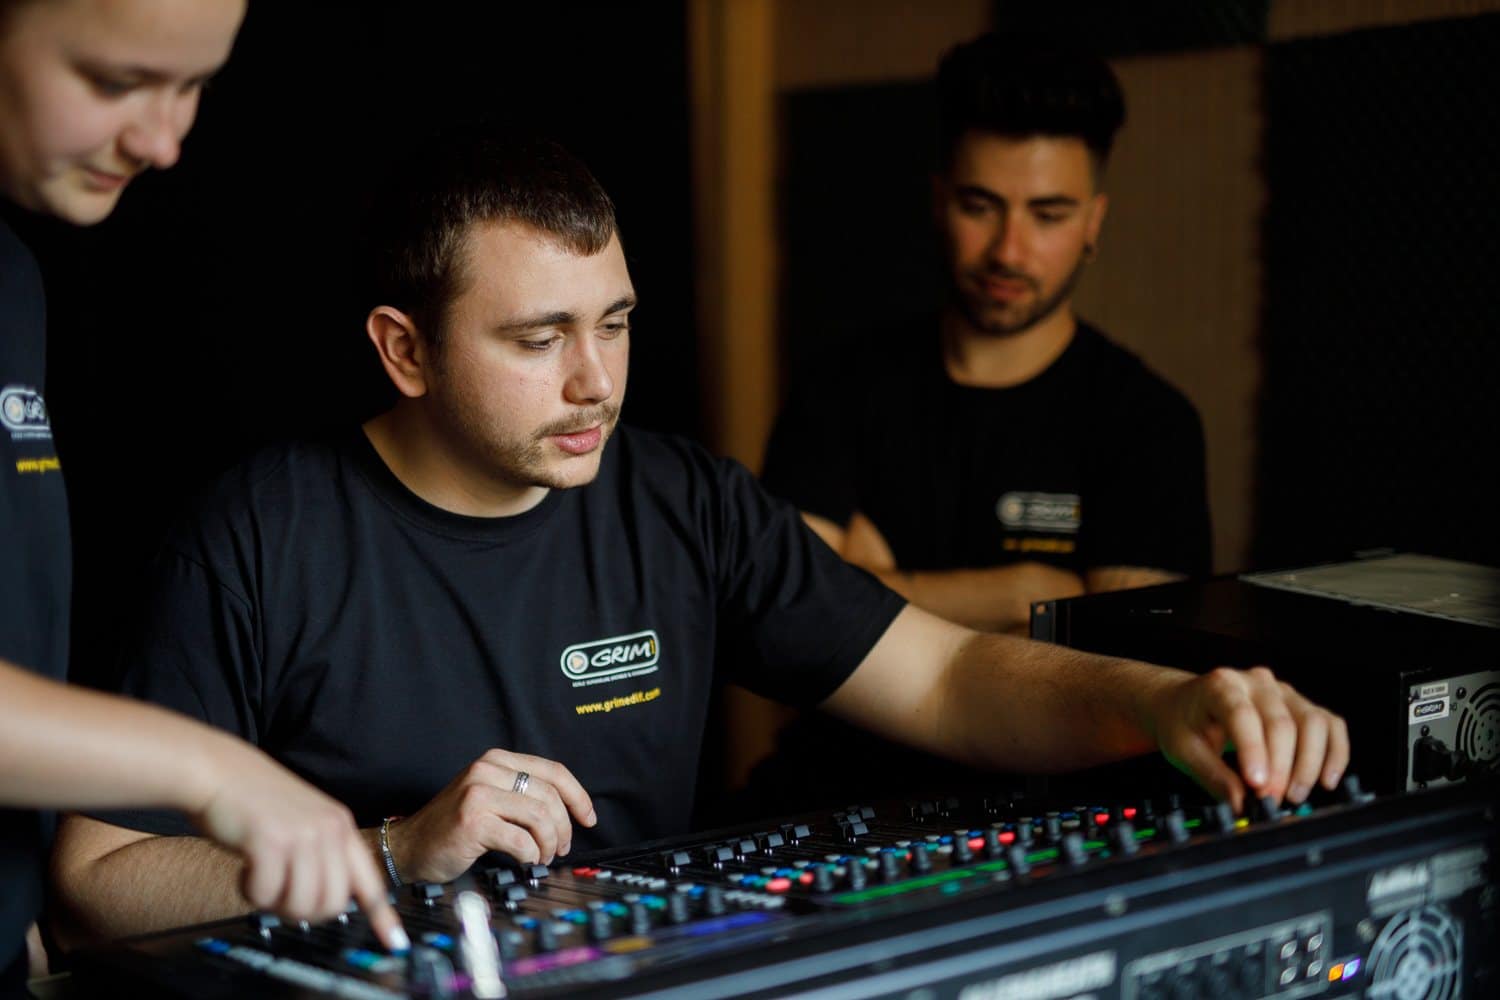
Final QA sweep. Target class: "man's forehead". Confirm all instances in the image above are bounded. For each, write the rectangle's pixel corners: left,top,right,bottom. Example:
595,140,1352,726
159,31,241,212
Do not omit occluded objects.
949,132,1097,192
459,220,633,314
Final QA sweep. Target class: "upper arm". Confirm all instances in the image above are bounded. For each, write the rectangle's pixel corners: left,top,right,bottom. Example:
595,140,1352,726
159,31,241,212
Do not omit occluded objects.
818,604,973,754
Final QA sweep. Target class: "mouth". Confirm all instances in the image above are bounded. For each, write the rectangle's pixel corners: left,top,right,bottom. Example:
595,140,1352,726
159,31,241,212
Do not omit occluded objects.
80,166,131,191
548,424,604,456
977,276,1035,303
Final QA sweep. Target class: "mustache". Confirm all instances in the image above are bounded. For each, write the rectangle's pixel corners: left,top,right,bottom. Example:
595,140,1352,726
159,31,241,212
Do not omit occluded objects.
535,403,620,439
972,265,1039,288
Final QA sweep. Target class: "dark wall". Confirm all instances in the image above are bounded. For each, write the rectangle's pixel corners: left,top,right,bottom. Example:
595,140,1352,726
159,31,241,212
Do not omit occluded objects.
16,2,697,690
1257,14,1500,568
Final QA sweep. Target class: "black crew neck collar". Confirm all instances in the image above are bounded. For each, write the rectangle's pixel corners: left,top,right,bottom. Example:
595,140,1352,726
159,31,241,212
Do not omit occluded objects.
344,428,564,543
936,317,1095,396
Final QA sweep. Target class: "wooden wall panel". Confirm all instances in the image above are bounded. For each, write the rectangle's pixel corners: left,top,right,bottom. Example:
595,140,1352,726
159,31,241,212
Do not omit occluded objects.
1073,47,1264,573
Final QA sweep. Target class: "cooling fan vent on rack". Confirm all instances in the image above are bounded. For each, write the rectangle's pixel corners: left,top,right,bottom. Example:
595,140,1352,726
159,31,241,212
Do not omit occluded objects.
1454,682,1500,770
1366,905,1463,1000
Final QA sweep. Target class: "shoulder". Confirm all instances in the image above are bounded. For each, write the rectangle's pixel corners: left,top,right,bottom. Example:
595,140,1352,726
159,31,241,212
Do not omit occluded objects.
608,425,750,492
169,437,349,548
1071,322,1202,430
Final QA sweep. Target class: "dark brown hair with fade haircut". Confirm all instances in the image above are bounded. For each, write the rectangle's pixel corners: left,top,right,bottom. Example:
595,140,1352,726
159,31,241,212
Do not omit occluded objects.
370,129,618,348
936,33,1125,181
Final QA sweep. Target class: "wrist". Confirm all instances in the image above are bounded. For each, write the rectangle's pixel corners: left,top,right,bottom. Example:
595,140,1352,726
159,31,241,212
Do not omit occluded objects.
378,816,405,887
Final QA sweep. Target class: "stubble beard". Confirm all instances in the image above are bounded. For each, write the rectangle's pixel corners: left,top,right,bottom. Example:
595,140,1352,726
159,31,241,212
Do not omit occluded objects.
951,255,1087,338
460,402,623,492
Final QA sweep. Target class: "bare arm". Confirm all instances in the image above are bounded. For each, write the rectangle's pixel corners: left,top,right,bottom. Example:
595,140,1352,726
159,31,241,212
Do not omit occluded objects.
52,817,249,947
823,605,1350,813
803,511,1084,632
1,659,407,951
52,747,596,946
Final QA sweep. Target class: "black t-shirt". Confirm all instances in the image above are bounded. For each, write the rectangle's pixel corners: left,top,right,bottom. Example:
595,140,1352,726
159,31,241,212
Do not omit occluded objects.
0,219,72,977
764,319,1210,576
749,318,1209,811
98,427,905,849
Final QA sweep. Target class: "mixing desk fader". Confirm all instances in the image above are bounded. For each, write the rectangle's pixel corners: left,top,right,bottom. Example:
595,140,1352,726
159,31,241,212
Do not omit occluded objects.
73,780,1497,998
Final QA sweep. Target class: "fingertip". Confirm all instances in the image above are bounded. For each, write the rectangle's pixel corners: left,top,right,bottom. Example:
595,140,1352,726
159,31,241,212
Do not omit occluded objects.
386,923,411,955
585,809,598,827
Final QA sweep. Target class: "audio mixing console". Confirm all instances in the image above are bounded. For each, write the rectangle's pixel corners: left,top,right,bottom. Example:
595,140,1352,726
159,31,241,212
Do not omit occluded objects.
74,780,1496,999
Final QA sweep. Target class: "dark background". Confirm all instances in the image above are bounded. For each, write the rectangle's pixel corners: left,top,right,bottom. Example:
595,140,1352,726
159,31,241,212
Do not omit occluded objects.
11,1,1500,691
780,8,1500,572
8,2,699,691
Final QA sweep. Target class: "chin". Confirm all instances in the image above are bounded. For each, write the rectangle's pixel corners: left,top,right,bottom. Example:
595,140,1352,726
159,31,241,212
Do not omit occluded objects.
45,190,123,227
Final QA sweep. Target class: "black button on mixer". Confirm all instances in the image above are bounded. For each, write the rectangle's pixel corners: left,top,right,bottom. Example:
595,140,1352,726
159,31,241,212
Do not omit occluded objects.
1209,802,1236,833
1163,810,1190,845
813,865,835,892
910,845,933,874
667,891,691,925
534,921,559,953
1061,831,1088,867
982,829,1003,859
629,901,652,935
757,831,785,851
1111,821,1139,856
878,852,902,883
704,885,727,916
661,849,691,872
846,860,868,890
486,867,516,889
411,882,444,903
703,844,735,866
1005,844,1031,876
587,905,613,942
952,837,974,864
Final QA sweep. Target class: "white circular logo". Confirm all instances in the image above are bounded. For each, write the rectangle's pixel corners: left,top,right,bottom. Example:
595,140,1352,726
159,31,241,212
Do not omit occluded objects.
2,397,23,424
565,651,589,675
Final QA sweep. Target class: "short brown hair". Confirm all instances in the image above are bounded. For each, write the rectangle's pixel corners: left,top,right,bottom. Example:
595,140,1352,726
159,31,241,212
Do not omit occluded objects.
370,130,617,346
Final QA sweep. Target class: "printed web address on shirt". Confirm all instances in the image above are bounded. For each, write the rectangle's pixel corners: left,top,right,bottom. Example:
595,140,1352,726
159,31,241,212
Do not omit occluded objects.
576,687,662,715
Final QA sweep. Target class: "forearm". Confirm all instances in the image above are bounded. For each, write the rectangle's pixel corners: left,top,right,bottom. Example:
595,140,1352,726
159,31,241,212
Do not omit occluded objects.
52,830,248,947
877,564,1083,632
937,631,1191,772
0,659,219,813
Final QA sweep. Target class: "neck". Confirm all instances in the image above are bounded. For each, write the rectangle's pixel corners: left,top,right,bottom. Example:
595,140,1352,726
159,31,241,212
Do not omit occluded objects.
941,304,1077,388
363,403,549,518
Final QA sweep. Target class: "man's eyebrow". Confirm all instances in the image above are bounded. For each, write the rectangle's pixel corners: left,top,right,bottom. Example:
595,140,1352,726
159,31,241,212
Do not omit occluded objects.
953,185,1081,210
495,310,577,333
601,295,638,317
495,295,637,334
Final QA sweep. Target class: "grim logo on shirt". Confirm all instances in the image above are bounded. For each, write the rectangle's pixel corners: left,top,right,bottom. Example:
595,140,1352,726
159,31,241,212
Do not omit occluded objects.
996,491,1081,534
1,385,52,441
559,630,661,687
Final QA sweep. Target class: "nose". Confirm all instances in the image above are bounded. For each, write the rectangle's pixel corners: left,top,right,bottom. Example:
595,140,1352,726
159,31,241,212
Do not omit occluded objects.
564,338,614,405
988,215,1028,272
119,90,199,170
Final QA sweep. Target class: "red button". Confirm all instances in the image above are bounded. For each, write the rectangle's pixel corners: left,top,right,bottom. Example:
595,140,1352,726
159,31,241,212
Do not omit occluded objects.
1123,807,1137,820
766,877,792,893
798,871,814,885
1094,812,1111,826
998,831,1016,845
968,837,985,851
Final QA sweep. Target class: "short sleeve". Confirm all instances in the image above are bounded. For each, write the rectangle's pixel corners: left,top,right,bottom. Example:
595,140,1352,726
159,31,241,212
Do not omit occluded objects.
1081,389,1212,576
711,459,906,706
86,546,262,836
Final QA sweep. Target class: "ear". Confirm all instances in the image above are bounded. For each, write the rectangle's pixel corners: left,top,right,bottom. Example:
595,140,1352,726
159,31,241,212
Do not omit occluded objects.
365,305,430,399
1085,192,1109,251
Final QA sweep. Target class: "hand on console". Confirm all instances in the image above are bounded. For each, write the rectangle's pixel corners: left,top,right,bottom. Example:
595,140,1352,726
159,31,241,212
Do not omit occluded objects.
387,748,597,883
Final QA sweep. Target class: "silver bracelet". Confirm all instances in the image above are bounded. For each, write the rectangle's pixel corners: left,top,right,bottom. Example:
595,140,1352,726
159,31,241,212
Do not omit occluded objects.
379,816,403,888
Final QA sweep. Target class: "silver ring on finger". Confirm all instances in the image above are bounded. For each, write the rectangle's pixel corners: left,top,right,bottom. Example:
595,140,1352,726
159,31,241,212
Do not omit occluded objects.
512,771,530,796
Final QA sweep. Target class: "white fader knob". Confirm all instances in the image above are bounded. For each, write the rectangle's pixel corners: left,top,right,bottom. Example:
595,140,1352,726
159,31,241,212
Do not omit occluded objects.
456,890,506,999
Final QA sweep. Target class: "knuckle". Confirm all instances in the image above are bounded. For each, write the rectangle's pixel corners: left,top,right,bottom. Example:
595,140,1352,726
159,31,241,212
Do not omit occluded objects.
1249,665,1276,683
